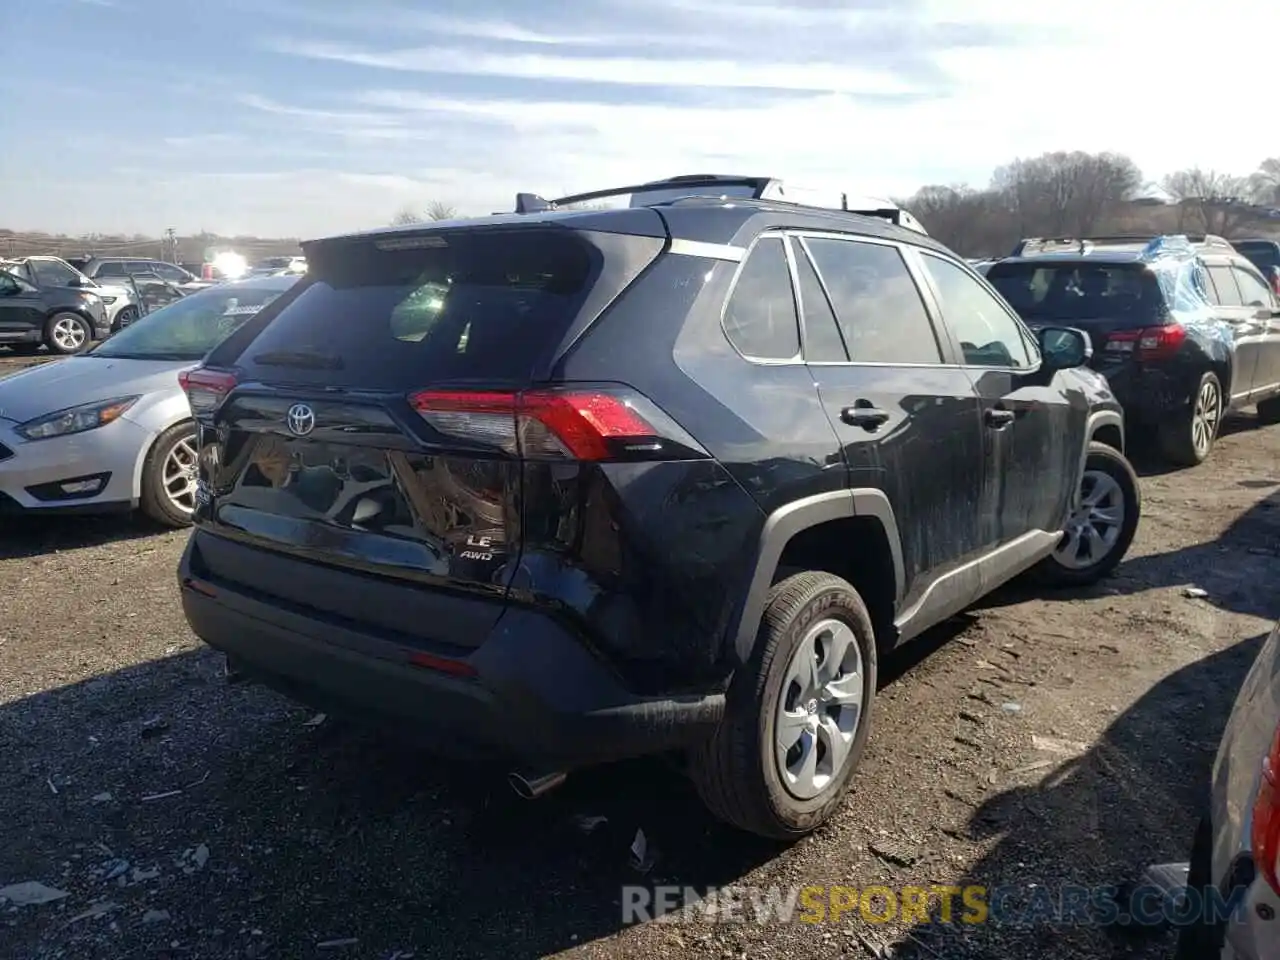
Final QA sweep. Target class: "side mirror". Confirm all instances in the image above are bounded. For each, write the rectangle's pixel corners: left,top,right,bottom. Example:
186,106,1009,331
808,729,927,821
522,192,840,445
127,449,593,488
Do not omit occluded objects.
1038,326,1092,370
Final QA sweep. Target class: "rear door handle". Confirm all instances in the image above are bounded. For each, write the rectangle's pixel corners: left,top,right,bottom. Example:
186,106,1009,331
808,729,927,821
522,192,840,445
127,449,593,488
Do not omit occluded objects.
985,408,1016,427
840,404,890,429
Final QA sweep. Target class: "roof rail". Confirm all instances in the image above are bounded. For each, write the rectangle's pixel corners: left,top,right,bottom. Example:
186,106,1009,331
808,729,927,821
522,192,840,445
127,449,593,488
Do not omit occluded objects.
512,174,929,234
1009,237,1091,257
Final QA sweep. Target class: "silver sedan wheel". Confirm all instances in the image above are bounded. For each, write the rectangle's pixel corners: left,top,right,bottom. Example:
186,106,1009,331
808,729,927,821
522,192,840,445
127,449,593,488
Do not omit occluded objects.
1054,469,1125,570
162,434,199,514
1191,377,1221,459
51,316,87,352
774,617,864,800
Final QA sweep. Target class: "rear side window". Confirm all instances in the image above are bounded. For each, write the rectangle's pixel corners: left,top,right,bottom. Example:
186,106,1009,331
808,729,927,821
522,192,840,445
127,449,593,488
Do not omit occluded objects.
803,237,941,364
723,237,800,360
1207,266,1243,305
96,261,128,277
791,240,846,362
233,229,599,389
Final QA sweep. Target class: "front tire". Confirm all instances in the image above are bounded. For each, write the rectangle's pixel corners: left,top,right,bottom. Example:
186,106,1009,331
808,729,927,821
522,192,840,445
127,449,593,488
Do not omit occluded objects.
44,312,92,355
1159,371,1223,466
140,422,199,528
111,306,139,333
1034,441,1140,587
688,571,877,839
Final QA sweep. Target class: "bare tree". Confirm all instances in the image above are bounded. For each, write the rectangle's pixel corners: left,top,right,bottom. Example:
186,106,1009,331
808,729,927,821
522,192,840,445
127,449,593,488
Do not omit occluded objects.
391,207,423,226
899,185,1012,257
1160,168,1253,235
425,201,458,221
1247,157,1280,208
991,151,1142,239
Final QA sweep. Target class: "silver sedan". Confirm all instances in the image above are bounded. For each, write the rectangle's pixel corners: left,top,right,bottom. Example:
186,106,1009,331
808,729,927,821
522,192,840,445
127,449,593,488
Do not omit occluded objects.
0,274,298,526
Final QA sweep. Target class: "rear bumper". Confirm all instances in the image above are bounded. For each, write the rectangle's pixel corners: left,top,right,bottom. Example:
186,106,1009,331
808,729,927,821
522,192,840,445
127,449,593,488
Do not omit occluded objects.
1095,362,1191,425
178,535,725,770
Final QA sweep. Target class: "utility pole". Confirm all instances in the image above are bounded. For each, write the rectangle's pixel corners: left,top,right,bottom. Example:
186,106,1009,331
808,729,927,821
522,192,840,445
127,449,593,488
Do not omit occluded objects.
165,227,177,263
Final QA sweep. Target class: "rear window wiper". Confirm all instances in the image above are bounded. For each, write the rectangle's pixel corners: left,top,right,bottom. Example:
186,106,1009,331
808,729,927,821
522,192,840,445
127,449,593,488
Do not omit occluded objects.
251,350,344,370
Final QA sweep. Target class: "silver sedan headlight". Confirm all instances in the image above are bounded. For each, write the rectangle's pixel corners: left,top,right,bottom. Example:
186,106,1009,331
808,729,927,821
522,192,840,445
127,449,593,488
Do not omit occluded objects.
17,396,140,441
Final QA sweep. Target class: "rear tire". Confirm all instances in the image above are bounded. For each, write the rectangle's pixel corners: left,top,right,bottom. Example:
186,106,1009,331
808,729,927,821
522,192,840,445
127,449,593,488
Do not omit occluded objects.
688,571,877,839
1159,371,1222,466
1257,394,1280,426
44,312,92,355
140,422,199,528
1033,441,1140,587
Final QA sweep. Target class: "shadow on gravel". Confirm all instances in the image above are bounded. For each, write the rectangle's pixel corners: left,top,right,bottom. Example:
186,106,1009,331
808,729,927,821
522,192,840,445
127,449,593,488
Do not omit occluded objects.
899,629,1268,959
1126,412,1261,478
0,648,774,959
0,514,167,560
0,611,977,959
979,490,1280,622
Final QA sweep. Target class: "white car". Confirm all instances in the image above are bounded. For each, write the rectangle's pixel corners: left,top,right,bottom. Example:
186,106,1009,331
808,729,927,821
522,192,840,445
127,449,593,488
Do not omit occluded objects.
1147,617,1280,960
0,274,298,526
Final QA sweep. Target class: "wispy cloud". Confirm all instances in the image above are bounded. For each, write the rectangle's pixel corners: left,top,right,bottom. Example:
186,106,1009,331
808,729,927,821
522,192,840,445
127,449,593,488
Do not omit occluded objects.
266,39,925,95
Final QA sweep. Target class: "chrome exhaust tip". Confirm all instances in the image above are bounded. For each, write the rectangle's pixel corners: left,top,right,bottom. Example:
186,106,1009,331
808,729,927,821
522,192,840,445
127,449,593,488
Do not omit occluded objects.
508,770,567,800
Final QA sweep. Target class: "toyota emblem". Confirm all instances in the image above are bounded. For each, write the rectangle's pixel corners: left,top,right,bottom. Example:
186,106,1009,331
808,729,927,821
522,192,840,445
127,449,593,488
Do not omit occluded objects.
286,403,316,437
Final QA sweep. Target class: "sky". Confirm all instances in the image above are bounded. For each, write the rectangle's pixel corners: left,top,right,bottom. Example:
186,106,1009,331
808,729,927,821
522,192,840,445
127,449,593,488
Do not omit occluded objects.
2,0,1274,238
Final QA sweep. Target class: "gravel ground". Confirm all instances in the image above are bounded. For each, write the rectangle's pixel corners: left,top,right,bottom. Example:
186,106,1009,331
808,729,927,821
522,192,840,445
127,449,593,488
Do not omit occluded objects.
2,347,1279,960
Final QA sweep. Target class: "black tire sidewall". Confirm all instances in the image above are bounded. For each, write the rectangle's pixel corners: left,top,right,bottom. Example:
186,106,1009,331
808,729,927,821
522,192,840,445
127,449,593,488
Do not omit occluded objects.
1040,443,1140,584
44,312,91,355
752,575,878,829
112,307,139,333
140,423,197,527
1164,371,1222,465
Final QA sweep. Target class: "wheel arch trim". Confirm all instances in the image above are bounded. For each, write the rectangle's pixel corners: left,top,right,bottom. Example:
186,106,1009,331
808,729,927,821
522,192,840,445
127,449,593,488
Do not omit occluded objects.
731,488,905,664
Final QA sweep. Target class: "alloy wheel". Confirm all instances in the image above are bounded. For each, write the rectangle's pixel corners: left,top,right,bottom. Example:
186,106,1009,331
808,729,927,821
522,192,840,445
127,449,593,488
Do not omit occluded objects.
1053,469,1125,570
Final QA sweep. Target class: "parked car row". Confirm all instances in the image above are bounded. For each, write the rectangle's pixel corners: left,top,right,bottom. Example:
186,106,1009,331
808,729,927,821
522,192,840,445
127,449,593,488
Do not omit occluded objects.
979,233,1280,466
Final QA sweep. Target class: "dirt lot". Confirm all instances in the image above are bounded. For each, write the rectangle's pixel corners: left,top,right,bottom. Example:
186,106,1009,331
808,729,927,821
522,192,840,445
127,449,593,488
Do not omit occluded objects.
2,348,1279,960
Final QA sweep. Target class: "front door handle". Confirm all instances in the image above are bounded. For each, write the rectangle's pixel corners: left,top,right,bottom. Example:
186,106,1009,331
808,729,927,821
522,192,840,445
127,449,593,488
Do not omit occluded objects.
841,404,890,430
985,408,1016,428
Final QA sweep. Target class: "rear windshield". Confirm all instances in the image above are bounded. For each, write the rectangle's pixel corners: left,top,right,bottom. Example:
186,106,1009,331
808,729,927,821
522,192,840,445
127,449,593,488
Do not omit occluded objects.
986,262,1164,323
1234,242,1280,268
232,229,597,389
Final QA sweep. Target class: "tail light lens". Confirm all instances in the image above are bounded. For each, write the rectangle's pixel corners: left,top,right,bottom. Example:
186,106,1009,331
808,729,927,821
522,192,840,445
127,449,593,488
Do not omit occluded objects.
408,386,708,462
1269,268,1280,298
179,368,239,415
1107,323,1186,361
1252,721,1280,895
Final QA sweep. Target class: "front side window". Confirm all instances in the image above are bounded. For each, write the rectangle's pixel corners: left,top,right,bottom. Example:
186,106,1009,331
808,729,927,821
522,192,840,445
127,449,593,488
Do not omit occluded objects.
1232,265,1274,308
922,254,1033,368
803,237,941,364
723,237,800,360
31,259,80,289
96,261,129,277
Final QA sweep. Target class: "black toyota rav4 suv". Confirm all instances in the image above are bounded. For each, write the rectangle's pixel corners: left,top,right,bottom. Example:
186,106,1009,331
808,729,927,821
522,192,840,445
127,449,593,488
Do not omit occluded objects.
177,175,1140,839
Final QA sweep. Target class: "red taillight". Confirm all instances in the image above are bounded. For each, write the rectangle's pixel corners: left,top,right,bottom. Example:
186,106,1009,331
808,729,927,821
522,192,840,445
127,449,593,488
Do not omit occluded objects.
179,367,239,415
1269,268,1280,297
408,387,696,462
1251,722,1280,895
1107,323,1186,360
